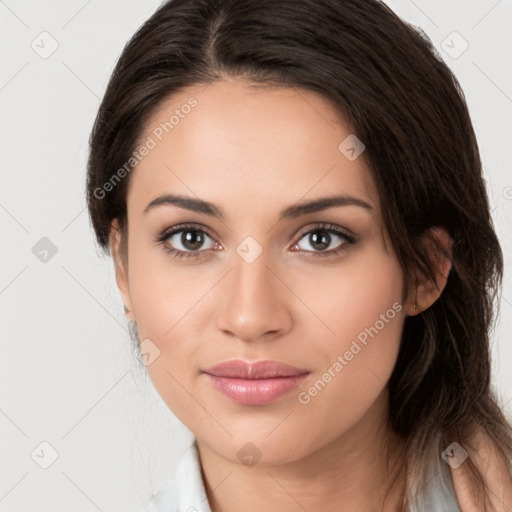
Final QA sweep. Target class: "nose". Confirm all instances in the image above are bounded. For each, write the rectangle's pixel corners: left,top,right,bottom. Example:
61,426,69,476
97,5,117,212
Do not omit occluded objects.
214,248,293,344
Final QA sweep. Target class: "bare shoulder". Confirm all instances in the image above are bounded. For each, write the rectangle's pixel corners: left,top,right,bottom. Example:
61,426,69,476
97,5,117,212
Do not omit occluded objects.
449,426,512,512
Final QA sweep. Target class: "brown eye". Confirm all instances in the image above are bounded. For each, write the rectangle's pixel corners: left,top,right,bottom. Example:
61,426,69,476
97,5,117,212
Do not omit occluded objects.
156,224,218,260
291,223,356,258
170,229,211,251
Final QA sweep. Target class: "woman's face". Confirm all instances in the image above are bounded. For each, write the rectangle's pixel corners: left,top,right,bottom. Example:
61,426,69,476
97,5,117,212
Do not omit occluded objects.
113,79,410,465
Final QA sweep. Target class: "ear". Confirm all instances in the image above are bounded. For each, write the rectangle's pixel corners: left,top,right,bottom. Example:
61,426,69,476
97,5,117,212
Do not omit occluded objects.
407,226,453,316
109,218,135,322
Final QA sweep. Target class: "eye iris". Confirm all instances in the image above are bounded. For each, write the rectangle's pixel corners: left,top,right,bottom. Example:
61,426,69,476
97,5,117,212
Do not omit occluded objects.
310,230,330,251
182,230,204,250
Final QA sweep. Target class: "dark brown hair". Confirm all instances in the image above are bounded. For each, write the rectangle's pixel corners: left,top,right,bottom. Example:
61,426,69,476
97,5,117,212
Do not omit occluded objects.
86,0,512,509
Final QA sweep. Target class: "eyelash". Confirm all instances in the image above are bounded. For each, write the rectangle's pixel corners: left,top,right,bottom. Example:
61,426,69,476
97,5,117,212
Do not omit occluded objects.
154,222,356,261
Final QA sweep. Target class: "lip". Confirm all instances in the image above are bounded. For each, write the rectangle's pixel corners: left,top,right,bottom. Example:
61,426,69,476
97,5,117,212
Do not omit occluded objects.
202,359,310,379
202,359,310,406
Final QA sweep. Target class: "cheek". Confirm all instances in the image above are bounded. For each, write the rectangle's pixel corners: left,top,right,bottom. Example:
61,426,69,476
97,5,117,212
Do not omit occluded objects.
300,249,405,412
127,236,204,339
129,255,204,423
293,241,404,350
125,244,204,408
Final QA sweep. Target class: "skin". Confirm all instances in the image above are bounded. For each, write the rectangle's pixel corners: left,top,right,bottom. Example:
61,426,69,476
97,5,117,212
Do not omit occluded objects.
109,78,460,511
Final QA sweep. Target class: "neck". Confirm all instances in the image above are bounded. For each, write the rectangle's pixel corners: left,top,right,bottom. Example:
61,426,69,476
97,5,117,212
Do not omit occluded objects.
196,387,406,512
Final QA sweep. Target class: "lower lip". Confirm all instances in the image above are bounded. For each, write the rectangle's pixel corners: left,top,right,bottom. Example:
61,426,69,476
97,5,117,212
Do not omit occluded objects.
204,373,310,405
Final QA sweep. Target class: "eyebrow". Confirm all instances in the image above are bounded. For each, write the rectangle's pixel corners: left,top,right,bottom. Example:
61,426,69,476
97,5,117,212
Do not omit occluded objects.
143,193,374,220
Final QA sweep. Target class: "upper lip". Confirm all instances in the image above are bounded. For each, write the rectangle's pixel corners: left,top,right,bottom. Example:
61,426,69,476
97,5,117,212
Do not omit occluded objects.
202,359,310,379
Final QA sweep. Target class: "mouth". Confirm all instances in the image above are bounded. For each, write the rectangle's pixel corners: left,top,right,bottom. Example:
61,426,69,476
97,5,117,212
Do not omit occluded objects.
202,359,310,379
202,359,311,405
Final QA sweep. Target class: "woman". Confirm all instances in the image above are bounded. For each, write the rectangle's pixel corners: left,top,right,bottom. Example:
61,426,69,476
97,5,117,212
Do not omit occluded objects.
86,0,512,510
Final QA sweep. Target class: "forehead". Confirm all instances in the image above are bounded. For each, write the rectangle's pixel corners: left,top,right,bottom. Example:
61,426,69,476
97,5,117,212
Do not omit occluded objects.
127,79,378,219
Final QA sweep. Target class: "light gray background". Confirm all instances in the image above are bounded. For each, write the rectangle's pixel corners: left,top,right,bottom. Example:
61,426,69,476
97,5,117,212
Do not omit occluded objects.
1,1,511,510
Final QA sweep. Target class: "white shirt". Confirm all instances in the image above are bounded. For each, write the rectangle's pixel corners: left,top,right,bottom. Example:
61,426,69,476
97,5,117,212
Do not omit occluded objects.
147,440,212,512
146,435,464,512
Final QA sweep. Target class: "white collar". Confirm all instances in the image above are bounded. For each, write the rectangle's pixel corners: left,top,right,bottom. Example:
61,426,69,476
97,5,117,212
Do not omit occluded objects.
147,440,212,512
147,434,463,512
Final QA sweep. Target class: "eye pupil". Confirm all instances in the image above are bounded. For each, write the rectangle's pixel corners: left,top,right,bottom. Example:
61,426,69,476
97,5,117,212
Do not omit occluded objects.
310,230,330,251
182,230,204,250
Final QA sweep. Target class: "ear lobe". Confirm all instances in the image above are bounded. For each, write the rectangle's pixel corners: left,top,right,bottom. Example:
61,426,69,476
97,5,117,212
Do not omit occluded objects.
409,226,453,316
109,219,135,321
